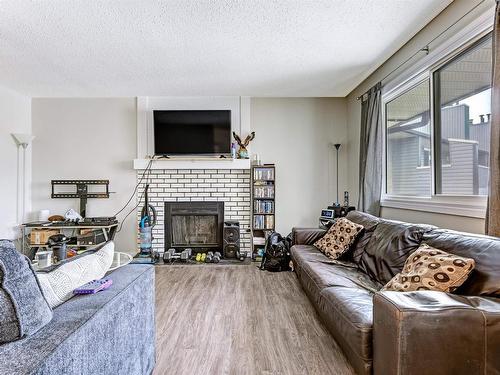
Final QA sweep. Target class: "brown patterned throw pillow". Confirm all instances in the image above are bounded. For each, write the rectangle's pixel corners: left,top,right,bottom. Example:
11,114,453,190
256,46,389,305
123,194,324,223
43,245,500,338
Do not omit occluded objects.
313,218,364,260
383,243,475,293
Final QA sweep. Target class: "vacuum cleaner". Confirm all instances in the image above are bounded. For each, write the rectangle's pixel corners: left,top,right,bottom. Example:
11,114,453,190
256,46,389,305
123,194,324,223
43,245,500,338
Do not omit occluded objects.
139,184,157,256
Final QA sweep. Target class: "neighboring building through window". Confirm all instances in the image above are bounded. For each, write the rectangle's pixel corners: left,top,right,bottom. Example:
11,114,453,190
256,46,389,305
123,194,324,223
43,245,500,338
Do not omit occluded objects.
434,34,492,196
386,79,431,196
384,33,492,198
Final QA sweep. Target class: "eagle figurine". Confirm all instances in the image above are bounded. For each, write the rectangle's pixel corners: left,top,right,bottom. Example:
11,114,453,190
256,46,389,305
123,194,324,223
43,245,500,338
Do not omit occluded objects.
232,131,255,159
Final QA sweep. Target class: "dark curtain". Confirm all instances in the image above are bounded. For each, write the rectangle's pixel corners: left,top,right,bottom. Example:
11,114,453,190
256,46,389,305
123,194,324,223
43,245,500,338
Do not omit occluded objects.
358,82,383,216
486,2,500,237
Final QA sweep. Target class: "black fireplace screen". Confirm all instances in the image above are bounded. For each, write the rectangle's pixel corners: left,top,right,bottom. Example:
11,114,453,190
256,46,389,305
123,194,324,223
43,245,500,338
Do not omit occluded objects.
164,201,224,251
171,215,218,246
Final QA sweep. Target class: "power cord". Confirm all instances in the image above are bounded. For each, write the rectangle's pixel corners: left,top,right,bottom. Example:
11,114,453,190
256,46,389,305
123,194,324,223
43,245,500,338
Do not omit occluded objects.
113,158,154,218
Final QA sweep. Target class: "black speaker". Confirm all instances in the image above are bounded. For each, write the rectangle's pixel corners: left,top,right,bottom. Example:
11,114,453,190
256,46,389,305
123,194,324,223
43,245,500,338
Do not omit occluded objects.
223,221,240,258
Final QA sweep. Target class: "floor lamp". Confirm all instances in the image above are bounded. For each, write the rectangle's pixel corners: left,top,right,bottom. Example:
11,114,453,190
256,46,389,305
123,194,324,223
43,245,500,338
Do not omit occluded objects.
334,143,341,207
12,133,35,224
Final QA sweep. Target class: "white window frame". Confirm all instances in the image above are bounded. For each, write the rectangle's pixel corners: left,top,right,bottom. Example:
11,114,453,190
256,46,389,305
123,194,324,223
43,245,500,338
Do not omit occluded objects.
381,12,492,218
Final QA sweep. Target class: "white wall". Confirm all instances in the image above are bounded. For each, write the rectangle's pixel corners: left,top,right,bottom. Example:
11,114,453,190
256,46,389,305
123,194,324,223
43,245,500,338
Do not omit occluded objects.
30,97,347,250
251,98,347,234
345,0,494,234
0,86,32,240
31,98,137,252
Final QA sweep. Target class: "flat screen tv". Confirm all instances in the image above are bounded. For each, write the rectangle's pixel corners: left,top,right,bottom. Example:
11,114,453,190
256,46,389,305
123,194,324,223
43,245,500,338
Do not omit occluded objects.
153,110,231,156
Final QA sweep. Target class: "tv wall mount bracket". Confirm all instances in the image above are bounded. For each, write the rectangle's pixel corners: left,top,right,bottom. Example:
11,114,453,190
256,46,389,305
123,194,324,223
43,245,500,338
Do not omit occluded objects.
51,180,110,217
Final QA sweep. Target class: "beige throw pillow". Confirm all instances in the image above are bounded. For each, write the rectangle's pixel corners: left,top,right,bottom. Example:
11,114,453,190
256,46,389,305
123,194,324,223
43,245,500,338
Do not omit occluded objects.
383,243,475,293
313,218,364,260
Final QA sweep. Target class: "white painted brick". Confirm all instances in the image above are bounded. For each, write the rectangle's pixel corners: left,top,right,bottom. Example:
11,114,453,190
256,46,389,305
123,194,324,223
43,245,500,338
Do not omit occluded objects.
230,187,245,193
150,197,166,201
196,174,211,179
136,168,251,253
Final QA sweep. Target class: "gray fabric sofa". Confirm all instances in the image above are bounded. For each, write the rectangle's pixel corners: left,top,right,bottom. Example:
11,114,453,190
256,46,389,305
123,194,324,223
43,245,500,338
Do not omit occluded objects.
0,264,155,375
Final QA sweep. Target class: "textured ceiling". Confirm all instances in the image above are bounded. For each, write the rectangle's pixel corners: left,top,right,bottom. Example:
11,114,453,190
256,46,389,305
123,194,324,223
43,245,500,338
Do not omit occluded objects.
0,0,452,97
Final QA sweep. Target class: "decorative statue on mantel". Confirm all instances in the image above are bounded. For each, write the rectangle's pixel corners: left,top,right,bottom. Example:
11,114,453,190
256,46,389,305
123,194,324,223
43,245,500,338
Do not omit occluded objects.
232,131,255,159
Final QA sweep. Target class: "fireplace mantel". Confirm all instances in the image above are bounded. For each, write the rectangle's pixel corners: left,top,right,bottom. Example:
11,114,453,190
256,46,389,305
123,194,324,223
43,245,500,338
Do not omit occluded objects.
133,158,251,170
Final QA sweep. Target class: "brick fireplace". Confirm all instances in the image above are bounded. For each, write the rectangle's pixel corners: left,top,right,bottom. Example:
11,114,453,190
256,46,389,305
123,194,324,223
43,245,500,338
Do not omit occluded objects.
136,168,251,254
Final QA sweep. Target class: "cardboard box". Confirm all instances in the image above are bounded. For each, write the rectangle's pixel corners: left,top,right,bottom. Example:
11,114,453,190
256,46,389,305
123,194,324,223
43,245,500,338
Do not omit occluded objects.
30,229,60,245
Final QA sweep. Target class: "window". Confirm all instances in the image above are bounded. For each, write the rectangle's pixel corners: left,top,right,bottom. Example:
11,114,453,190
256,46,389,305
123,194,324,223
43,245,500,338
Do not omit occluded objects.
386,79,431,196
384,33,492,201
434,35,492,196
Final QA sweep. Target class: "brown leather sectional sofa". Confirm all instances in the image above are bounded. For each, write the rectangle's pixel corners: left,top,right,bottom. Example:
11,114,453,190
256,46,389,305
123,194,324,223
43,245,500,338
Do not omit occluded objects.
291,211,500,375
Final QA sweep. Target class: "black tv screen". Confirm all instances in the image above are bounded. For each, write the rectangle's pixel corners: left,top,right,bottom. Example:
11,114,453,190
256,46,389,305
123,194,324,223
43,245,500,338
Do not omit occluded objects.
153,110,231,155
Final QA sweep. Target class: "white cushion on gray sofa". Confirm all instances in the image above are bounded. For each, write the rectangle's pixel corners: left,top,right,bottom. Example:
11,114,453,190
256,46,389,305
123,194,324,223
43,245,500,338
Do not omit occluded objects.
37,241,114,308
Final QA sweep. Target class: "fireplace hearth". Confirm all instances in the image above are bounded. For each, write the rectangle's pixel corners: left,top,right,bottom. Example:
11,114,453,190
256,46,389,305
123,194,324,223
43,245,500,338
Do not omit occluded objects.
164,201,224,252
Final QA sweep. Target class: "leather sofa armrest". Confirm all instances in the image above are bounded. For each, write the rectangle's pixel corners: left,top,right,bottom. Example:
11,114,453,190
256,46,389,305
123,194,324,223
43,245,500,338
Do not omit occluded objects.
292,227,326,246
373,291,500,375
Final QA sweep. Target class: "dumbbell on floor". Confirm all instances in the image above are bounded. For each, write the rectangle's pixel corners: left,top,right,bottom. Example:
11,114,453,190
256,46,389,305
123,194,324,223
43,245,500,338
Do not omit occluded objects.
180,248,192,262
163,248,176,263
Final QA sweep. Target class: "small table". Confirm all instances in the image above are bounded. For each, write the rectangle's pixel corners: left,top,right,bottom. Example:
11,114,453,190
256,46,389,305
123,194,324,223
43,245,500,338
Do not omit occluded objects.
21,222,118,259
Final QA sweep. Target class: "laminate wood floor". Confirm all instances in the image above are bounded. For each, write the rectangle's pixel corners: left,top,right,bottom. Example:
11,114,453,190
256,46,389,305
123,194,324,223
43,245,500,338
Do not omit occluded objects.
154,264,355,375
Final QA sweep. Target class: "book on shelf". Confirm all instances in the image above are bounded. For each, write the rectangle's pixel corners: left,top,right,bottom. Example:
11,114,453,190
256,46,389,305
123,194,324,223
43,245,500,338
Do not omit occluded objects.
253,168,275,181
253,200,274,214
253,215,274,230
253,185,274,198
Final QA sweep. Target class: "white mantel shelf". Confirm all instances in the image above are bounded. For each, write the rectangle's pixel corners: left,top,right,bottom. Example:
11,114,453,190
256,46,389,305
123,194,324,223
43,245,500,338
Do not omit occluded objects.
133,158,251,170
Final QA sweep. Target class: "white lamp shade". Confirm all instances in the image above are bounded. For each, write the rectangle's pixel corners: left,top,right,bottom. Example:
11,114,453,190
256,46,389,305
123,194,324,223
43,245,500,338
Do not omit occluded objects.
11,133,35,147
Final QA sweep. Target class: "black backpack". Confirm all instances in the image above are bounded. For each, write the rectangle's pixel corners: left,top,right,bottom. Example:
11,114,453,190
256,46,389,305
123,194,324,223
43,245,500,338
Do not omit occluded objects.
259,232,291,272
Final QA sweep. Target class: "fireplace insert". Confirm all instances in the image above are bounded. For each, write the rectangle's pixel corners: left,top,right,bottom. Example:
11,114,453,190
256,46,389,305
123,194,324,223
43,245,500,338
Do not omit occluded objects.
164,201,224,252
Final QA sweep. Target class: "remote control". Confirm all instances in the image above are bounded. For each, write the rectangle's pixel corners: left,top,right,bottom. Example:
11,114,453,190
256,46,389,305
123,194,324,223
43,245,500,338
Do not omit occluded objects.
73,278,113,295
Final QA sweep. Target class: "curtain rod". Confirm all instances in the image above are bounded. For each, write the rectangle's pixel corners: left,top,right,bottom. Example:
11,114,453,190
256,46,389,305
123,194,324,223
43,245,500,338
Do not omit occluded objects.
355,0,487,101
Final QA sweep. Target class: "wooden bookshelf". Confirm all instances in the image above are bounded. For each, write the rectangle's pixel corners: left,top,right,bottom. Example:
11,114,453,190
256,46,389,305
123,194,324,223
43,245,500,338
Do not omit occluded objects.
251,164,275,261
